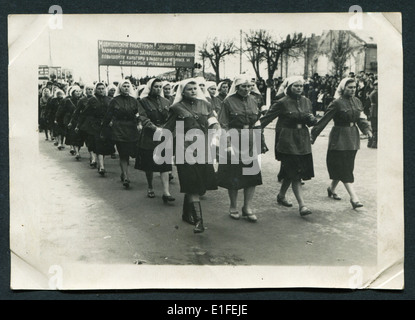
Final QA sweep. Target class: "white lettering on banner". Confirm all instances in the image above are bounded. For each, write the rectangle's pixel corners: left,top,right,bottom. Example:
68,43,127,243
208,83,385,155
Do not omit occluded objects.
98,40,195,67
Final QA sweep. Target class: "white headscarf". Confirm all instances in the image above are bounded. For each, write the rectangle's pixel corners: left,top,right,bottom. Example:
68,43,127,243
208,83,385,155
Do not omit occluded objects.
205,81,217,97
106,84,117,96
83,84,95,97
276,78,289,96
215,81,228,97
334,77,356,99
172,78,209,105
226,74,252,98
162,81,171,89
93,82,107,95
54,88,66,99
283,76,304,95
65,85,73,97
68,85,82,97
195,76,208,94
114,79,135,97
139,78,164,99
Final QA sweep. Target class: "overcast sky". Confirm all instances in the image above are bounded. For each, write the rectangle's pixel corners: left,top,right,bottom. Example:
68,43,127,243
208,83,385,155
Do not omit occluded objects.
9,13,378,84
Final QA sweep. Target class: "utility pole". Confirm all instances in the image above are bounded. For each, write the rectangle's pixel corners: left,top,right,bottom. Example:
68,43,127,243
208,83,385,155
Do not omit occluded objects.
48,28,53,66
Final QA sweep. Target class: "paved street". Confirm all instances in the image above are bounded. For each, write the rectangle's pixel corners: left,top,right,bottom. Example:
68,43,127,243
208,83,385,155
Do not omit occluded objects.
34,122,377,267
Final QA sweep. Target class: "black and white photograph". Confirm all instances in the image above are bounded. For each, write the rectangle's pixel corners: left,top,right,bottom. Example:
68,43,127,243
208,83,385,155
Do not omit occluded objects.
8,12,403,290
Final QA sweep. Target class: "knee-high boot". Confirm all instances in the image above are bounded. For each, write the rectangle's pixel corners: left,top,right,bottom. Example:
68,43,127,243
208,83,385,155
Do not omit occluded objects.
190,201,204,233
182,194,195,225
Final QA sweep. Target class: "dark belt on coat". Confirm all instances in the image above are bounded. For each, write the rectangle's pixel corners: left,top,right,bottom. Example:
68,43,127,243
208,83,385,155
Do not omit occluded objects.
335,122,356,127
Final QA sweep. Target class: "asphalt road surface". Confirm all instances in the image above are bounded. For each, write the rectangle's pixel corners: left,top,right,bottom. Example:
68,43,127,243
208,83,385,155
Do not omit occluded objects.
34,123,377,268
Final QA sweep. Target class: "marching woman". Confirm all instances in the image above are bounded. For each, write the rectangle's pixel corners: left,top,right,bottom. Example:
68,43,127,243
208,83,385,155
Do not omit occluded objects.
310,77,373,209
46,89,65,146
77,82,114,175
260,76,318,216
64,86,84,156
107,84,117,98
215,81,229,103
78,84,96,165
39,87,52,141
103,79,140,189
55,86,82,151
162,81,175,104
217,74,267,222
134,78,174,201
162,79,220,233
205,81,222,115
68,84,94,161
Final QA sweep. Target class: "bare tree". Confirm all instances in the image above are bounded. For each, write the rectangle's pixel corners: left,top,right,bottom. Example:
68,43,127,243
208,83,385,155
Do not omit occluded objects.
328,31,362,78
246,30,306,83
243,30,266,80
199,38,237,83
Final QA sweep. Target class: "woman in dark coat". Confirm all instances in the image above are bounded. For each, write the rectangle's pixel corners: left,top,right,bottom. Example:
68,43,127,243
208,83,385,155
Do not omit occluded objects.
162,81,175,104
39,87,52,140
77,82,114,175
135,78,173,201
311,77,373,209
55,86,82,152
70,84,95,164
217,75,266,222
162,79,220,233
206,81,223,116
46,89,65,145
103,80,140,188
260,76,318,216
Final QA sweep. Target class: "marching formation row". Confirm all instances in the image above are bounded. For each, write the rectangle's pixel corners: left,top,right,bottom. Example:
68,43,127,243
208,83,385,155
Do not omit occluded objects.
38,73,377,234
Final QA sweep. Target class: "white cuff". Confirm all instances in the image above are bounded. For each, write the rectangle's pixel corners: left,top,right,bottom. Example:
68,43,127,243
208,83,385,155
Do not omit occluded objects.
207,116,219,127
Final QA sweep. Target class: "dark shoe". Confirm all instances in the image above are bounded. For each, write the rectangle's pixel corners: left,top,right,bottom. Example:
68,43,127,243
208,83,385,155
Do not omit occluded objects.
327,187,341,200
98,168,106,176
277,194,293,207
162,194,175,203
90,161,97,168
242,207,257,222
182,194,195,225
75,154,81,160
299,206,312,217
190,201,205,233
69,149,76,155
123,179,130,189
169,173,174,181
350,200,363,209
54,141,59,146
147,189,155,198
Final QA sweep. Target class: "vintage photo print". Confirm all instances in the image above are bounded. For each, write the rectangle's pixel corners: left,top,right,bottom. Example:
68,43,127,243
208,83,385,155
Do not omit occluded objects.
8,12,403,289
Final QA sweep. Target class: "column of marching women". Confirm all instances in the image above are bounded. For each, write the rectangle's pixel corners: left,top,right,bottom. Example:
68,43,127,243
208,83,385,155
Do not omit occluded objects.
38,72,377,234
